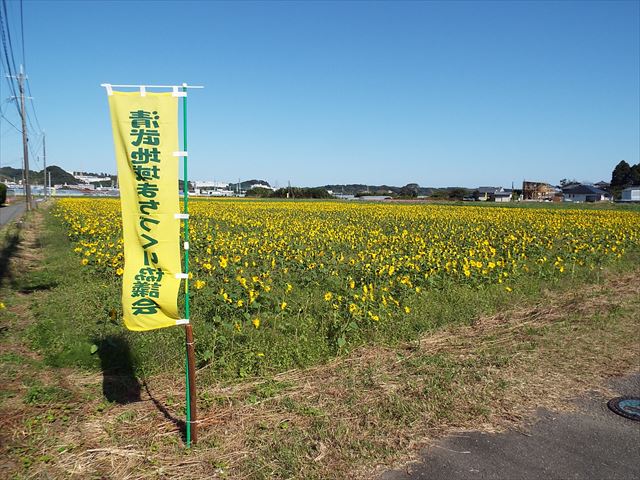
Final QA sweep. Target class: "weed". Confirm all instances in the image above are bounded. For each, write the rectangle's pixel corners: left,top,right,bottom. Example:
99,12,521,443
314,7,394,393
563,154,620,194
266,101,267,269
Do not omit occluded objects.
115,410,136,423
24,385,70,405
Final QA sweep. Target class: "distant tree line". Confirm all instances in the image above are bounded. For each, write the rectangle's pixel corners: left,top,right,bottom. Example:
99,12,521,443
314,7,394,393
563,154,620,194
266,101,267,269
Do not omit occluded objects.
244,187,275,197
246,183,478,201
610,160,640,198
353,183,422,198
247,187,333,199
0,165,80,186
427,187,471,201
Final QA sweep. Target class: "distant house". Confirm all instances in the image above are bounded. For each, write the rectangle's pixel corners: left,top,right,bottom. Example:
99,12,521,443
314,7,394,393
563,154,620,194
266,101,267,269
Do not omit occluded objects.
621,186,640,202
200,189,234,197
594,181,610,191
475,187,497,201
474,187,512,202
493,190,512,203
473,187,512,202
562,184,610,203
523,181,555,201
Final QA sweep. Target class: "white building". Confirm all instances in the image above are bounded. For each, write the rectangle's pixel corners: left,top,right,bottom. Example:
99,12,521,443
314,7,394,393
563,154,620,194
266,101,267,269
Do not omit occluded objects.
621,186,640,202
493,188,513,202
475,187,512,202
193,180,232,196
194,180,229,189
73,172,112,184
563,184,609,203
200,189,234,197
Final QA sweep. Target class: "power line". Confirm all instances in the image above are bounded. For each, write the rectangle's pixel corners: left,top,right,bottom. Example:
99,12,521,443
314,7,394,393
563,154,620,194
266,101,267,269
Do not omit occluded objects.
0,0,20,117
0,0,43,201
0,111,20,133
18,0,40,134
0,21,19,114
28,130,43,159
1,0,17,74
1,127,20,138
1,0,43,163
0,97,12,114
23,93,37,133
19,0,24,68
25,76,41,131
1,0,42,138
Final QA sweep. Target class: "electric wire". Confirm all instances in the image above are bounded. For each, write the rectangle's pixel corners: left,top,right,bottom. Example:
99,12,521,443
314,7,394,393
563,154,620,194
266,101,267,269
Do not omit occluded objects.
0,0,45,189
1,0,43,164
28,130,43,158
19,0,24,69
0,12,20,116
0,126,20,138
25,76,41,131
0,98,19,137
1,0,17,73
0,112,20,133
0,0,21,126
1,0,41,135
0,96,11,114
18,0,41,134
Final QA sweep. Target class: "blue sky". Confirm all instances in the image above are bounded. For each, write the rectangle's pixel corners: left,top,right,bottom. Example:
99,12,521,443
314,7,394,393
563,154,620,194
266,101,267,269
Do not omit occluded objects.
1,0,638,188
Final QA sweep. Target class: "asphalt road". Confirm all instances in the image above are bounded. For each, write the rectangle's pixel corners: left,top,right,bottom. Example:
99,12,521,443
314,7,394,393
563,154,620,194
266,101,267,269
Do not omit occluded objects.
382,374,640,480
0,201,27,226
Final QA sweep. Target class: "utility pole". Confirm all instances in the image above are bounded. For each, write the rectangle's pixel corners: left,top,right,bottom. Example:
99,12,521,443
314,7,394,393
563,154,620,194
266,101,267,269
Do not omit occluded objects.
17,65,33,210
43,132,47,198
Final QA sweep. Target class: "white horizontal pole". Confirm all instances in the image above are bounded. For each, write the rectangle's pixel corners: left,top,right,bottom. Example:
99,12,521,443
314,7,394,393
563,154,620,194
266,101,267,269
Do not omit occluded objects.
101,83,204,89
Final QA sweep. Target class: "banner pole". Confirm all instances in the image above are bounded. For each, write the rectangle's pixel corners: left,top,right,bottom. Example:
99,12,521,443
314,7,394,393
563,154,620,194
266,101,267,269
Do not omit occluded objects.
182,83,197,446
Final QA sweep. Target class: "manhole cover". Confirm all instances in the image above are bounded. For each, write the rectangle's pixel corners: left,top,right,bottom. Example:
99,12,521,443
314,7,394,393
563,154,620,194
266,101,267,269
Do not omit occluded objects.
607,397,640,421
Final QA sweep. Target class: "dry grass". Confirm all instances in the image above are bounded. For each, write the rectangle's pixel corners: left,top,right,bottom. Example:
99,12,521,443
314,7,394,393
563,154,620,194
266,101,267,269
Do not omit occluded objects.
23,270,640,480
1,208,639,479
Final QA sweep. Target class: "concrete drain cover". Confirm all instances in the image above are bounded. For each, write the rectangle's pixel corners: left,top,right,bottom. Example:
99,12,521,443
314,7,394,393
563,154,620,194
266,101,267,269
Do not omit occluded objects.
607,397,640,421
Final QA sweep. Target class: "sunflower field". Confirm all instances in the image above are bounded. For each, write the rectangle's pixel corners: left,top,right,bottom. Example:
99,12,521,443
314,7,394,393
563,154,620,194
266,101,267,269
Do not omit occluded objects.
52,198,640,378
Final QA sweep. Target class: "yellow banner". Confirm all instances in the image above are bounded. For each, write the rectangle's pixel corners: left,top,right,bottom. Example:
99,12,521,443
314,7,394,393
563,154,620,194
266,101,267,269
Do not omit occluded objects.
107,91,182,331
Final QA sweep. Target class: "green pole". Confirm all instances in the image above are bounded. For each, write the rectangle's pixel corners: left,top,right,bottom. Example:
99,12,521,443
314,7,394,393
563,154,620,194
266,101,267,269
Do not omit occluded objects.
182,84,192,447
180,84,198,448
